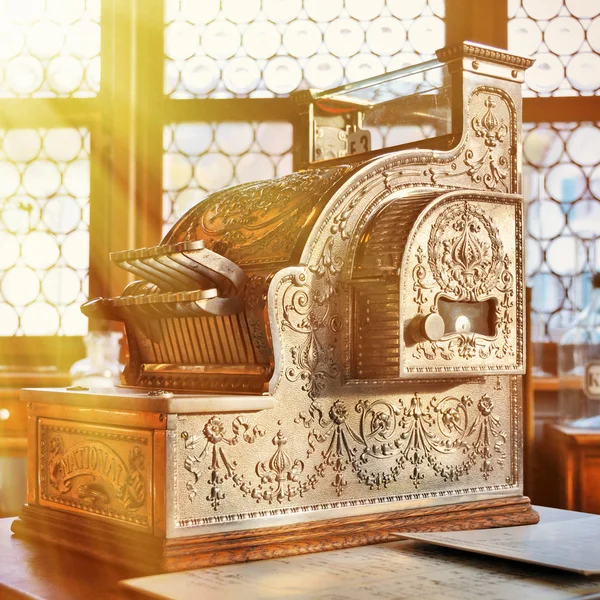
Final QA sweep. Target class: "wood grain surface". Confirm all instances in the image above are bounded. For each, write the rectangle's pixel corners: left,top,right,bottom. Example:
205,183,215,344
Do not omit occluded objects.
12,496,539,574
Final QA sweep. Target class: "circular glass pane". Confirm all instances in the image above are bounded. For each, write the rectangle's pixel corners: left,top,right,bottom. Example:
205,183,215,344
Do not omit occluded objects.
222,0,260,23
203,21,241,60
522,165,540,204
66,20,101,59
283,20,322,59
47,56,85,94
181,57,220,95
6,56,43,94
305,54,344,89
526,53,564,94
263,56,302,94
589,165,600,200
566,0,600,18
566,53,600,93
407,17,445,55
526,237,543,277
163,153,193,191
527,199,566,240
3,129,41,162
172,189,206,222
276,153,293,177
366,17,406,56
568,200,600,239
546,236,587,276
262,0,302,23
388,0,427,19
0,232,20,270
2,197,39,234
256,122,293,155
165,22,198,61
346,54,384,82
63,160,90,197
42,196,82,234
223,57,261,94
243,21,281,60
530,272,565,313
27,21,64,59
235,153,275,183
181,0,219,24
0,23,25,60
324,19,364,58
588,16,600,53
0,304,19,335
508,18,542,57
544,17,584,56
345,0,384,20
23,161,62,197
22,231,60,269
523,0,562,19
215,122,254,155
174,123,213,156
304,0,343,21
566,125,600,166
546,163,586,202
47,0,85,24
62,230,89,269
21,302,59,335
44,128,83,162
42,266,82,304
194,153,234,191
523,126,564,167
2,267,40,305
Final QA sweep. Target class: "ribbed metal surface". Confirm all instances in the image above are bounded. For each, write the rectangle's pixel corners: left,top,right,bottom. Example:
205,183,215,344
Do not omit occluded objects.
136,313,259,367
353,281,400,379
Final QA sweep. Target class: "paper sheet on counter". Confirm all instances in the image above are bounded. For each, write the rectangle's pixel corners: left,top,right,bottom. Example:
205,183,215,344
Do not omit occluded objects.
121,507,600,600
398,506,600,575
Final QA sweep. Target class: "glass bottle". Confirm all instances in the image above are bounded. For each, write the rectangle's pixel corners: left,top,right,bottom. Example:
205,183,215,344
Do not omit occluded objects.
558,273,600,428
70,330,123,389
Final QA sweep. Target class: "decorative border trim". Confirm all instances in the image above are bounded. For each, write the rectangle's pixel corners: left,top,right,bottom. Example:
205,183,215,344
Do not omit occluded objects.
436,43,535,69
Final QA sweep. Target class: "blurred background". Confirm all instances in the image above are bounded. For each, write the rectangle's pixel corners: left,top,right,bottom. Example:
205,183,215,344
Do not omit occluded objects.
0,0,599,516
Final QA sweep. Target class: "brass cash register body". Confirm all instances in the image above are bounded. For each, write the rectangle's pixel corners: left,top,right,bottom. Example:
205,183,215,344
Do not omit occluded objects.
14,43,539,572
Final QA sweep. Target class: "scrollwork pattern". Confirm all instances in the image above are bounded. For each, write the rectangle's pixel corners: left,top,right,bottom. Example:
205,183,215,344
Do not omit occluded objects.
413,201,516,363
181,416,265,509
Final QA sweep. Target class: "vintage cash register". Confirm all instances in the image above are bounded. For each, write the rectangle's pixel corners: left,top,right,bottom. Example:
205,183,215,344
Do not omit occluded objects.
13,43,538,573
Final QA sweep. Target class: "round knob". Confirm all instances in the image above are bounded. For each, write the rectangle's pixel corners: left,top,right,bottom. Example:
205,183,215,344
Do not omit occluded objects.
422,313,445,341
411,313,445,343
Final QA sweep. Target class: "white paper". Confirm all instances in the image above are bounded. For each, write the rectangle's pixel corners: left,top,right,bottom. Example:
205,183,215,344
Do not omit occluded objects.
398,506,600,575
121,507,600,600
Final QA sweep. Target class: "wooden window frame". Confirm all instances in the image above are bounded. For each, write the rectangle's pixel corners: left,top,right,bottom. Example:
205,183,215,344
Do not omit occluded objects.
1,0,595,373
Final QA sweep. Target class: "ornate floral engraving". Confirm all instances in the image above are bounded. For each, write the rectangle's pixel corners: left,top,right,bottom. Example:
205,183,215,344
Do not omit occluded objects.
252,430,320,503
428,202,503,302
412,200,516,363
412,246,432,314
296,391,506,493
417,94,511,192
182,416,265,509
281,270,341,400
163,166,352,266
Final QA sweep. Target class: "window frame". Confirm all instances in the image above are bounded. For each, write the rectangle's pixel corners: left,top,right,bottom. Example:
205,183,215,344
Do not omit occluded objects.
1,0,596,373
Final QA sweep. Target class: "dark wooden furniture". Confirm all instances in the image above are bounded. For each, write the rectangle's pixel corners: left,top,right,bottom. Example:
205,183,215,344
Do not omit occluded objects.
543,423,600,515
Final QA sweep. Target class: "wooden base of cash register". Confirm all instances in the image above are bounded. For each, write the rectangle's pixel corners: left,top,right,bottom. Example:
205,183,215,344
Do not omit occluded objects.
13,497,538,575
